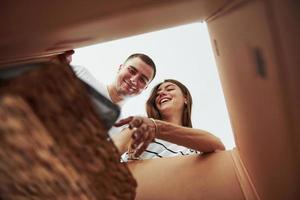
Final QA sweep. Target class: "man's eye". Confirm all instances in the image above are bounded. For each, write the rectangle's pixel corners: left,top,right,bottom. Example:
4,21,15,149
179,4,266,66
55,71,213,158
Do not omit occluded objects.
139,78,147,84
128,67,135,74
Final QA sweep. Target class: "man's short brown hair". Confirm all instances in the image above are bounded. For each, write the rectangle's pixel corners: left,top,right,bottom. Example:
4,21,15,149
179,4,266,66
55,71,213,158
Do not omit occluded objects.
125,53,156,81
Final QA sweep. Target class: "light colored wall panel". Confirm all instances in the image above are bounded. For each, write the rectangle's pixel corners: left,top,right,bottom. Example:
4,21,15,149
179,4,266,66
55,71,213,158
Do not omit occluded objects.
207,1,299,199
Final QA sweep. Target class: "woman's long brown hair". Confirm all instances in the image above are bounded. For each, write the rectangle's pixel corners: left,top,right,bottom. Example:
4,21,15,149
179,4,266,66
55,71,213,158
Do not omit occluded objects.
146,79,193,128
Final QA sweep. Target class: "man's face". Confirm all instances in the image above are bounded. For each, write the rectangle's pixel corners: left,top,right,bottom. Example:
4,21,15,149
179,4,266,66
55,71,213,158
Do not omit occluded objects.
115,57,154,97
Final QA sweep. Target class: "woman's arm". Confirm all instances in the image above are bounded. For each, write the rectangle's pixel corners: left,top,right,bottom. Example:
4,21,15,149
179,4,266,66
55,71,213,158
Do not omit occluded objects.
155,120,225,153
114,116,225,157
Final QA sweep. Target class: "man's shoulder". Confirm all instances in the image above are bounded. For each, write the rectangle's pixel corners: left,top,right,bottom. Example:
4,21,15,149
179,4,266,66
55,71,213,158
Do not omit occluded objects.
71,65,89,78
70,65,110,100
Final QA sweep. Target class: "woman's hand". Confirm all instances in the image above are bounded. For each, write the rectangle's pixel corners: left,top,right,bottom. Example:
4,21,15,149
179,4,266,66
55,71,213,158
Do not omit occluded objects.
115,116,157,158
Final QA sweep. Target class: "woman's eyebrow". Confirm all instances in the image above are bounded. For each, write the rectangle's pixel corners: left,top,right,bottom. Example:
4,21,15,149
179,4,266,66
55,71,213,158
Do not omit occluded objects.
165,84,175,89
158,84,175,92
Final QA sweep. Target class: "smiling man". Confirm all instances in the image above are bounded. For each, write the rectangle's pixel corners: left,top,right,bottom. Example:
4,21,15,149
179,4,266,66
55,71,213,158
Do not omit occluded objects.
68,53,156,106
107,54,156,104
57,51,156,137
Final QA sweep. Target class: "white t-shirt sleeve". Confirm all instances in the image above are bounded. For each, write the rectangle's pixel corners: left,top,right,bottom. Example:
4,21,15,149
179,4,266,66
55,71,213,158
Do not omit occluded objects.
71,65,111,100
71,65,125,138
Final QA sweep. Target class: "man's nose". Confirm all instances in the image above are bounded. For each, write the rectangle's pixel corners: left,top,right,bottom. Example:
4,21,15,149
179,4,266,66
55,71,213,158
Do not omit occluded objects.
130,75,138,85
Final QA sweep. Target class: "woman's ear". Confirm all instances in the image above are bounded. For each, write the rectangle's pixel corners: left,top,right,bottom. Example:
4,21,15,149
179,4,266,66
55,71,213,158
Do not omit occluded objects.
184,97,188,105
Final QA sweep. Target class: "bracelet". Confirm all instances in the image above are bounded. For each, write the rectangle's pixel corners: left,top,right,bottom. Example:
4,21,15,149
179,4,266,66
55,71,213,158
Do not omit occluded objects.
149,118,158,138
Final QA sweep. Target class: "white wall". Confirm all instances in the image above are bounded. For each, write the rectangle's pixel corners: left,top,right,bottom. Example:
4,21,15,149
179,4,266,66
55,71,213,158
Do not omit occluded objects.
72,22,235,149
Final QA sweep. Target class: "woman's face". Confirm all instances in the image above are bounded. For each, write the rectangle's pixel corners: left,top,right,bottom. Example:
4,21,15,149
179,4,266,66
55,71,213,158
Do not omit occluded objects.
155,82,186,115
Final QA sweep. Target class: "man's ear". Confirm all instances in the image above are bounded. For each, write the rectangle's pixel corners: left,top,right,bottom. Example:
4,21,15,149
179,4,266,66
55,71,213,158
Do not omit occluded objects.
144,81,153,90
118,64,123,72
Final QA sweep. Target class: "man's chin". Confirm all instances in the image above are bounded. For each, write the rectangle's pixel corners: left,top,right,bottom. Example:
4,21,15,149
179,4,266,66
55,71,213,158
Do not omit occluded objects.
124,92,139,97
119,90,137,97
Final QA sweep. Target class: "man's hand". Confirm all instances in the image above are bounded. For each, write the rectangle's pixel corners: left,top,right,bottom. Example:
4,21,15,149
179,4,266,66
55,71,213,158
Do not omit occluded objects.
115,116,157,158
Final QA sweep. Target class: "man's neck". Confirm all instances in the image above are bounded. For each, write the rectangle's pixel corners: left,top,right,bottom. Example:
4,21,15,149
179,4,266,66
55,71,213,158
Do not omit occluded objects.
107,84,124,104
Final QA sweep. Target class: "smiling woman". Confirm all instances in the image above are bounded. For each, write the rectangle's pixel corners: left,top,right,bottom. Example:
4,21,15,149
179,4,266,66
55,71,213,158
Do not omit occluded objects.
113,79,225,160
149,79,193,128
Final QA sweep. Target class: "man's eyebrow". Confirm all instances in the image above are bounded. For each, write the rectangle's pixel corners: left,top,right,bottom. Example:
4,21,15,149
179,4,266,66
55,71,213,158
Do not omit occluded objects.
129,65,150,82
128,65,137,72
141,74,149,82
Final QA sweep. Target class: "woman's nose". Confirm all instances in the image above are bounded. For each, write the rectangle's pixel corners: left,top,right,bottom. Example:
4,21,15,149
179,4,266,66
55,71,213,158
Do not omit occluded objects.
157,90,167,97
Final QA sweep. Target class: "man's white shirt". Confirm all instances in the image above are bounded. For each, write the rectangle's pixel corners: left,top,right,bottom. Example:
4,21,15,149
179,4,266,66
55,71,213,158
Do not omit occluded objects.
71,65,123,137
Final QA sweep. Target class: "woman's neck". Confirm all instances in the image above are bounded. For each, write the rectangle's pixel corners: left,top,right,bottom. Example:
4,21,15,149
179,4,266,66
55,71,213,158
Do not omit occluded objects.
161,113,182,126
